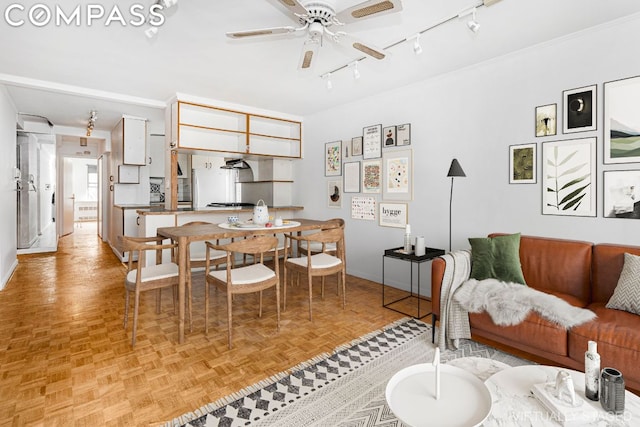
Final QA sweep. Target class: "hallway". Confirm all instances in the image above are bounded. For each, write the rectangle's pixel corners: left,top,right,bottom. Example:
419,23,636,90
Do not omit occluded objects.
0,226,404,425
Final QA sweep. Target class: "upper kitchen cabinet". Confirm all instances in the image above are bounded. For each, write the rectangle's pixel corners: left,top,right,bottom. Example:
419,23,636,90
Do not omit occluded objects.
173,101,301,159
148,134,165,178
112,116,147,166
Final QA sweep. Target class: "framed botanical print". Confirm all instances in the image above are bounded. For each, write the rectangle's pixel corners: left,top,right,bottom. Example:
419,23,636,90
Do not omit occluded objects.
343,161,361,193
509,143,537,184
535,104,557,137
362,159,382,193
325,141,342,176
563,84,597,134
603,169,640,219
362,124,382,159
542,137,596,217
604,75,640,164
382,149,413,201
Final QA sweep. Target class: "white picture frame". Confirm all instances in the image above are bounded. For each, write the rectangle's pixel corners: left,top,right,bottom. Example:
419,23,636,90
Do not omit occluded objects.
382,149,413,201
379,202,408,228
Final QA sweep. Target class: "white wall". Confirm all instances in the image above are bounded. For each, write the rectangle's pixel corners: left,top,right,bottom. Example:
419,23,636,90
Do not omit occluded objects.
0,85,18,289
296,14,640,285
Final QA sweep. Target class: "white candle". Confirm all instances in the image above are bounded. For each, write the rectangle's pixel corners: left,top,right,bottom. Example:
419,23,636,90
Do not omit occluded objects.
433,347,441,400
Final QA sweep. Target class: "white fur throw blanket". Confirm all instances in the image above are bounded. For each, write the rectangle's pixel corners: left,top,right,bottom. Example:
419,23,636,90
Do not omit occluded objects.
454,278,596,328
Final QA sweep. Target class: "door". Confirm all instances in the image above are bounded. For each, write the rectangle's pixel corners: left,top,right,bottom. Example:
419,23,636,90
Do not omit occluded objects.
61,157,75,236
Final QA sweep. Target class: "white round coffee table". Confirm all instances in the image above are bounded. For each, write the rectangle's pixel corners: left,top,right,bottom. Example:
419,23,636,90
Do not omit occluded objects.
385,363,493,427
484,365,640,426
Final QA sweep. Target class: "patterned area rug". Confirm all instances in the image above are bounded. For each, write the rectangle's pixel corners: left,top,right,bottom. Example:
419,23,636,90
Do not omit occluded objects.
165,318,531,427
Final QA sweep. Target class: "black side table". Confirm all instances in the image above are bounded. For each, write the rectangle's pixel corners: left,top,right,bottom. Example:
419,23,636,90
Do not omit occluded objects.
382,246,445,319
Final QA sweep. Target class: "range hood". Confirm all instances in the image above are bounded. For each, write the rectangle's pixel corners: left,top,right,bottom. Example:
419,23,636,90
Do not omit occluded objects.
221,158,251,169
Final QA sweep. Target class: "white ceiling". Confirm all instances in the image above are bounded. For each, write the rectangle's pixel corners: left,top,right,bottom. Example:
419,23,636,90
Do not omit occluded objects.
1,0,640,134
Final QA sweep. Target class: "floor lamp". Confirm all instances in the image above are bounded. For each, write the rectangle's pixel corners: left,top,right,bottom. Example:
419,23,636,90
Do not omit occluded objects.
447,158,466,251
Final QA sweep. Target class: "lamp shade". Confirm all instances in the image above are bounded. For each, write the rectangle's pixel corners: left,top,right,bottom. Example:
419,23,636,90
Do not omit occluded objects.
447,158,466,177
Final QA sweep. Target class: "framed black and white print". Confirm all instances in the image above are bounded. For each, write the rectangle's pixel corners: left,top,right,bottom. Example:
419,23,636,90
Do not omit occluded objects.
325,141,342,176
362,124,382,159
343,161,361,193
327,179,342,208
351,136,363,156
563,84,597,134
603,170,640,219
509,143,536,184
535,104,557,137
542,137,596,217
604,75,640,164
396,124,411,146
383,126,396,147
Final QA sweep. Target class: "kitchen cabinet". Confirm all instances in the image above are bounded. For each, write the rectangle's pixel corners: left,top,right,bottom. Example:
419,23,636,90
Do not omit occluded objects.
112,116,147,166
173,101,301,159
109,206,143,261
148,134,165,178
191,154,224,169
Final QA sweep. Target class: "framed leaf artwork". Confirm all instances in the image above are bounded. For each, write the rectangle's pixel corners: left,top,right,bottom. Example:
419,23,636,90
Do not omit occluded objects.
542,137,596,217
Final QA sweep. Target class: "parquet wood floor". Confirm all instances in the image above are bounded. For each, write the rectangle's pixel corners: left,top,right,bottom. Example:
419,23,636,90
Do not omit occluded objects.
0,224,411,426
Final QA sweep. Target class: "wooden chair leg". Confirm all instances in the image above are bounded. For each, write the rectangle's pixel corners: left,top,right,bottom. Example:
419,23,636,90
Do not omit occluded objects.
259,290,263,317
321,277,325,299
308,271,313,321
204,282,210,335
187,269,193,333
283,266,288,311
123,290,130,329
156,288,162,314
341,269,346,309
276,280,281,332
132,290,141,347
227,290,233,350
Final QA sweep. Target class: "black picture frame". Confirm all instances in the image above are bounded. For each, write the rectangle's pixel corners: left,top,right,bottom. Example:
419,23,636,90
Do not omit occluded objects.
563,84,597,134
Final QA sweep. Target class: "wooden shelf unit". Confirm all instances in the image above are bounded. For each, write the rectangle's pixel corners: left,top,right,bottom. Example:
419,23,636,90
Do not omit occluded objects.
175,101,302,159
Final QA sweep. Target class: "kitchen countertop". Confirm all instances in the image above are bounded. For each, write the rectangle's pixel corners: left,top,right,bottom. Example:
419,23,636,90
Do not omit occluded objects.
137,205,304,215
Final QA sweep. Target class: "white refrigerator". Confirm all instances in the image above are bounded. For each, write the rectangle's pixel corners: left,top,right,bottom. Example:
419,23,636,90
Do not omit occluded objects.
192,166,236,208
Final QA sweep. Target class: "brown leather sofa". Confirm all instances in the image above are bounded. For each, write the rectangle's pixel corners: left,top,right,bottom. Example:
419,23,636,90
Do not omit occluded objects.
431,234,640,392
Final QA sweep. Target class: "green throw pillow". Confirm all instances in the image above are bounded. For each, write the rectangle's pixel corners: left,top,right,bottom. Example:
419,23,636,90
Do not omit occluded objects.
469,233,527,285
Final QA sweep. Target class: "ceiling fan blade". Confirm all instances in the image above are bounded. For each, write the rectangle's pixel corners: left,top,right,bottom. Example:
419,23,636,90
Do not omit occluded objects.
275,0,308,16
298,39,320,71
338,33,388,60
226,26,296,39
335,0,403,25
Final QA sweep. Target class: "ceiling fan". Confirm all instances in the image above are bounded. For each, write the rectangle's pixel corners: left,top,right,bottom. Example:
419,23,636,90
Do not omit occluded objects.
226,0,403,70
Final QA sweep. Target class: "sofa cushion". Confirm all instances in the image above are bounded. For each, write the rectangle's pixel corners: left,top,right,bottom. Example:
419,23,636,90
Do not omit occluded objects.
469,311,568,356
592,243,640,303
569,303,640,389
469,233,526,284
606,252,640,315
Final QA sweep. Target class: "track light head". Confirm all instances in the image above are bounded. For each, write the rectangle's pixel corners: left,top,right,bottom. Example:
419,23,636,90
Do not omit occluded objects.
351,62,360,80
413,34,423,55
324,73,333,90
467,8,480,32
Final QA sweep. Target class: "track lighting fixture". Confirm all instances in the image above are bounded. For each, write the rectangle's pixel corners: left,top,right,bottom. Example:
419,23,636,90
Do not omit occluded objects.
412,33,423,55
351,61,361,79
319,2,494,85
325,73,333,90
460,7,480,33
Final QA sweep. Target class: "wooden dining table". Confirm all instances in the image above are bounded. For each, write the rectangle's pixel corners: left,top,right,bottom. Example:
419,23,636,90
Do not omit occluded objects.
156,218,331,344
